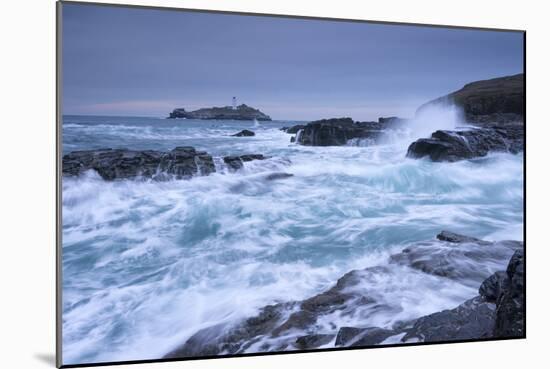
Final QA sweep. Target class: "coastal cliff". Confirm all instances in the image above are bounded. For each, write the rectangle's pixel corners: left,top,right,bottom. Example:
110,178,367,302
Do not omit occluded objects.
168,104,271,121
416,73,524,124
407,74,524,161
283,74,524,162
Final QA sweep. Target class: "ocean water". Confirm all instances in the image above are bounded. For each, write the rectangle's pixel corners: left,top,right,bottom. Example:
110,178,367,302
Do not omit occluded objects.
61,113,524,364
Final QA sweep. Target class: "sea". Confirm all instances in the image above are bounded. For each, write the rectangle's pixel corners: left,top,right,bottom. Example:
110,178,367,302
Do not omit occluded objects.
61,109,524,364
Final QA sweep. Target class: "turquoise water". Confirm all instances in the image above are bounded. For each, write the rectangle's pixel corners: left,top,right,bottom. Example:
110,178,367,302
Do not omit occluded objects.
61,114,524,364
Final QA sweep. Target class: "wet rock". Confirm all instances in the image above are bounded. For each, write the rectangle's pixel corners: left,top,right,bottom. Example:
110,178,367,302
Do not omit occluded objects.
436,230,490,245
479,271,508,302
272,310,317,336
164,323,229,358
164,233,524,359
408,74,524,162
284,125,306,134
160,147,216,178
403,296,496,342
494,250,524,337
223,155,245,171
240,154,266,161
335,327,365,346
294,118,386,146
223,154,267,171
336,327,396,347
390,232,522,286
265,172,294,181
164,303,292,358
295,334,335,350
231,129,255,137
62,147,215,180
406,126,523,162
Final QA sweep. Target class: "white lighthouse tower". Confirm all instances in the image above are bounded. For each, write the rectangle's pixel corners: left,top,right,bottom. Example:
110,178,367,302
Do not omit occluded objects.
232,96,237,110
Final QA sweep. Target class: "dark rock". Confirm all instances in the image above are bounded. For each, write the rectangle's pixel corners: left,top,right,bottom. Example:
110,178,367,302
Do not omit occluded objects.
295,118,371,146
164,233,524,358
336,327,395,347
231,129,255,137
62,147,215,180
285,125,306,134
295,334,335,350
436,230,490,245
164,323,229,358
240,154,266,161
160,147,216,178
290,136,296,143
479,271,508,302
168,104,271,121
300,290,351,315
416,74,524,123
223,155,244,171
408,74,524,162
265,172,294,181
292,117,405,146
494,250,524,337
272,310,317,336
378,116,405,124
406,126,524,162
390,232,522,286
403,296,496,342
335,327,366,346
164,303,292,358
223,154,267,171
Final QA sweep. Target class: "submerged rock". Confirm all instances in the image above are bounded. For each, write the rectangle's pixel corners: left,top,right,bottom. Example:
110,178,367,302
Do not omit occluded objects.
390,230,522,286
264,172,294,181
406,125,524,162
231,129,255,137
436,230,491,244
62,147,215,180
223,154,267,171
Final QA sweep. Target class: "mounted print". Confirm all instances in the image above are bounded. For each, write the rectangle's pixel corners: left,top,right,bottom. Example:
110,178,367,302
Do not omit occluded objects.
57,1,525,367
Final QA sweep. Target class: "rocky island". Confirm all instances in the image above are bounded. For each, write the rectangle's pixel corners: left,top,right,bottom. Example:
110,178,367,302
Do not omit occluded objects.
168,104,272,121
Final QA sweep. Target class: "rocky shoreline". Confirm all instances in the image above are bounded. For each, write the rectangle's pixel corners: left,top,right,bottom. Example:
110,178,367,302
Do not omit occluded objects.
62,74,525,356
62,147,272,181
283,74,524,162
164,231,524,358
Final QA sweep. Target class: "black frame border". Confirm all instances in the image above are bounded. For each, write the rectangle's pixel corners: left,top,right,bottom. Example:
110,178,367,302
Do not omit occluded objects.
56,1,527,368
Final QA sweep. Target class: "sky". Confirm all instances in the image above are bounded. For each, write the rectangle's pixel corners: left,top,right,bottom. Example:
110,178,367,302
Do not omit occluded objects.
62,3,524,121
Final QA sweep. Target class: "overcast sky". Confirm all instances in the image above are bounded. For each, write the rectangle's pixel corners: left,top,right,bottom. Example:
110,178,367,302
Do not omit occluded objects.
62,3,524,121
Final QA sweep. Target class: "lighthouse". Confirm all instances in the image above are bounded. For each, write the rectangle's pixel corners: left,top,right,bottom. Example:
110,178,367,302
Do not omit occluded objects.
232,96,237,110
